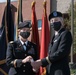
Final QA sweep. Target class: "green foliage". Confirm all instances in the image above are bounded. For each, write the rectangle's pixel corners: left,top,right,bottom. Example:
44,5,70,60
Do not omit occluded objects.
64,2,76,54
70,69,76,74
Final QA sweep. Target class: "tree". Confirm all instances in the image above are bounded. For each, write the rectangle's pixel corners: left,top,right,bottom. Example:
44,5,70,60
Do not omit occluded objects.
64,2,76,54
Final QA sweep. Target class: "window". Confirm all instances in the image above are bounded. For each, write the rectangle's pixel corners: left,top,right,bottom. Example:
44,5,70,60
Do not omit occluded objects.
38,19,42,29
26,20,42,29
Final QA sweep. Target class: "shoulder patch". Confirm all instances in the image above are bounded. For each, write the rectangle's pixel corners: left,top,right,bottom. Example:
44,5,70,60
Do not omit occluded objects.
10,41,14,44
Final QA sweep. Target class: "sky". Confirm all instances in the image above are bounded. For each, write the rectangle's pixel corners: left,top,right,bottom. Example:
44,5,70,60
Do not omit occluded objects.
0,0,17,3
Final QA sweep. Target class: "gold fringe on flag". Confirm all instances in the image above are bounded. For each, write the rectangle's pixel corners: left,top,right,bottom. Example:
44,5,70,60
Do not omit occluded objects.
43,0,47,17
42,68,46,75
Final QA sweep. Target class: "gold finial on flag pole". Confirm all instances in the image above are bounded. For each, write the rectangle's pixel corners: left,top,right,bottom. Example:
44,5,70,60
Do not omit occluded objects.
31,0,36,7
43,0,47,17
43,0,46,6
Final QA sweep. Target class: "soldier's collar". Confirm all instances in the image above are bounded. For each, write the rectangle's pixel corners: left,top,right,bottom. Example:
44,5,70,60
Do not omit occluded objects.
19,38,28,45
58,28,65,34
55,31,59,36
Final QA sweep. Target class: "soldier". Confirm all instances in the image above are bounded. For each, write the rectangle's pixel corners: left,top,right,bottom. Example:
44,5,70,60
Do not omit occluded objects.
6,21,38,75
31,11,73,75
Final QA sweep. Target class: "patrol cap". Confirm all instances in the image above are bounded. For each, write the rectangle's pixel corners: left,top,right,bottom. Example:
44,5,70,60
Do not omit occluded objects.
18,21,31,29
49,11,62,21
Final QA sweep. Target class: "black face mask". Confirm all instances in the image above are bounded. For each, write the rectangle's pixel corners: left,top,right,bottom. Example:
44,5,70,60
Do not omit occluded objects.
20,31,30,39
51,21,61,31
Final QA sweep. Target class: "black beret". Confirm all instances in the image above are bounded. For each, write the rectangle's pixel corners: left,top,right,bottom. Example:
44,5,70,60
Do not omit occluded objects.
49,11,62,21
18,21,31,29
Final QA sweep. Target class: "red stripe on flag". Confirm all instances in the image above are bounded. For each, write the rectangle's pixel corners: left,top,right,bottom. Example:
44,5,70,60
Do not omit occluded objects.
31,1,40,56
40,1,50,75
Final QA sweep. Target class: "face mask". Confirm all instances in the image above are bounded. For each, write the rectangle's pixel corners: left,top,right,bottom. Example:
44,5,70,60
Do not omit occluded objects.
20,31,30,39
51,21,61,31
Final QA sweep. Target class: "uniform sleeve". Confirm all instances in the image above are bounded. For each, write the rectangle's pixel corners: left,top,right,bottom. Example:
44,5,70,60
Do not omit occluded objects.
6,42,22,68
33,44,38,60
41,57,49,67
48,31,72,63
41,42,52,67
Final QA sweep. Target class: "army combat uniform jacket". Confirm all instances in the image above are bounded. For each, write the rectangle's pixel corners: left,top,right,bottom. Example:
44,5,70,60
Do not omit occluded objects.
6,40,38,75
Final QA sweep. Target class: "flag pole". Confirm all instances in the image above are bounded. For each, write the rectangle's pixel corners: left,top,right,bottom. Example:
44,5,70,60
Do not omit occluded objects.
31,0,40,51
16,0,19,40
40,0,50,75
69,0,74,69
16,0,23,40
70,0,74,64
5,0,10,44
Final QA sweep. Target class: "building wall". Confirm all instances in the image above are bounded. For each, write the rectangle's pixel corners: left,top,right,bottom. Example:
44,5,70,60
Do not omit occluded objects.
57,0,71,13
0,0,51,27
0,3,6,27
0,0,51,42
51,0,76,13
